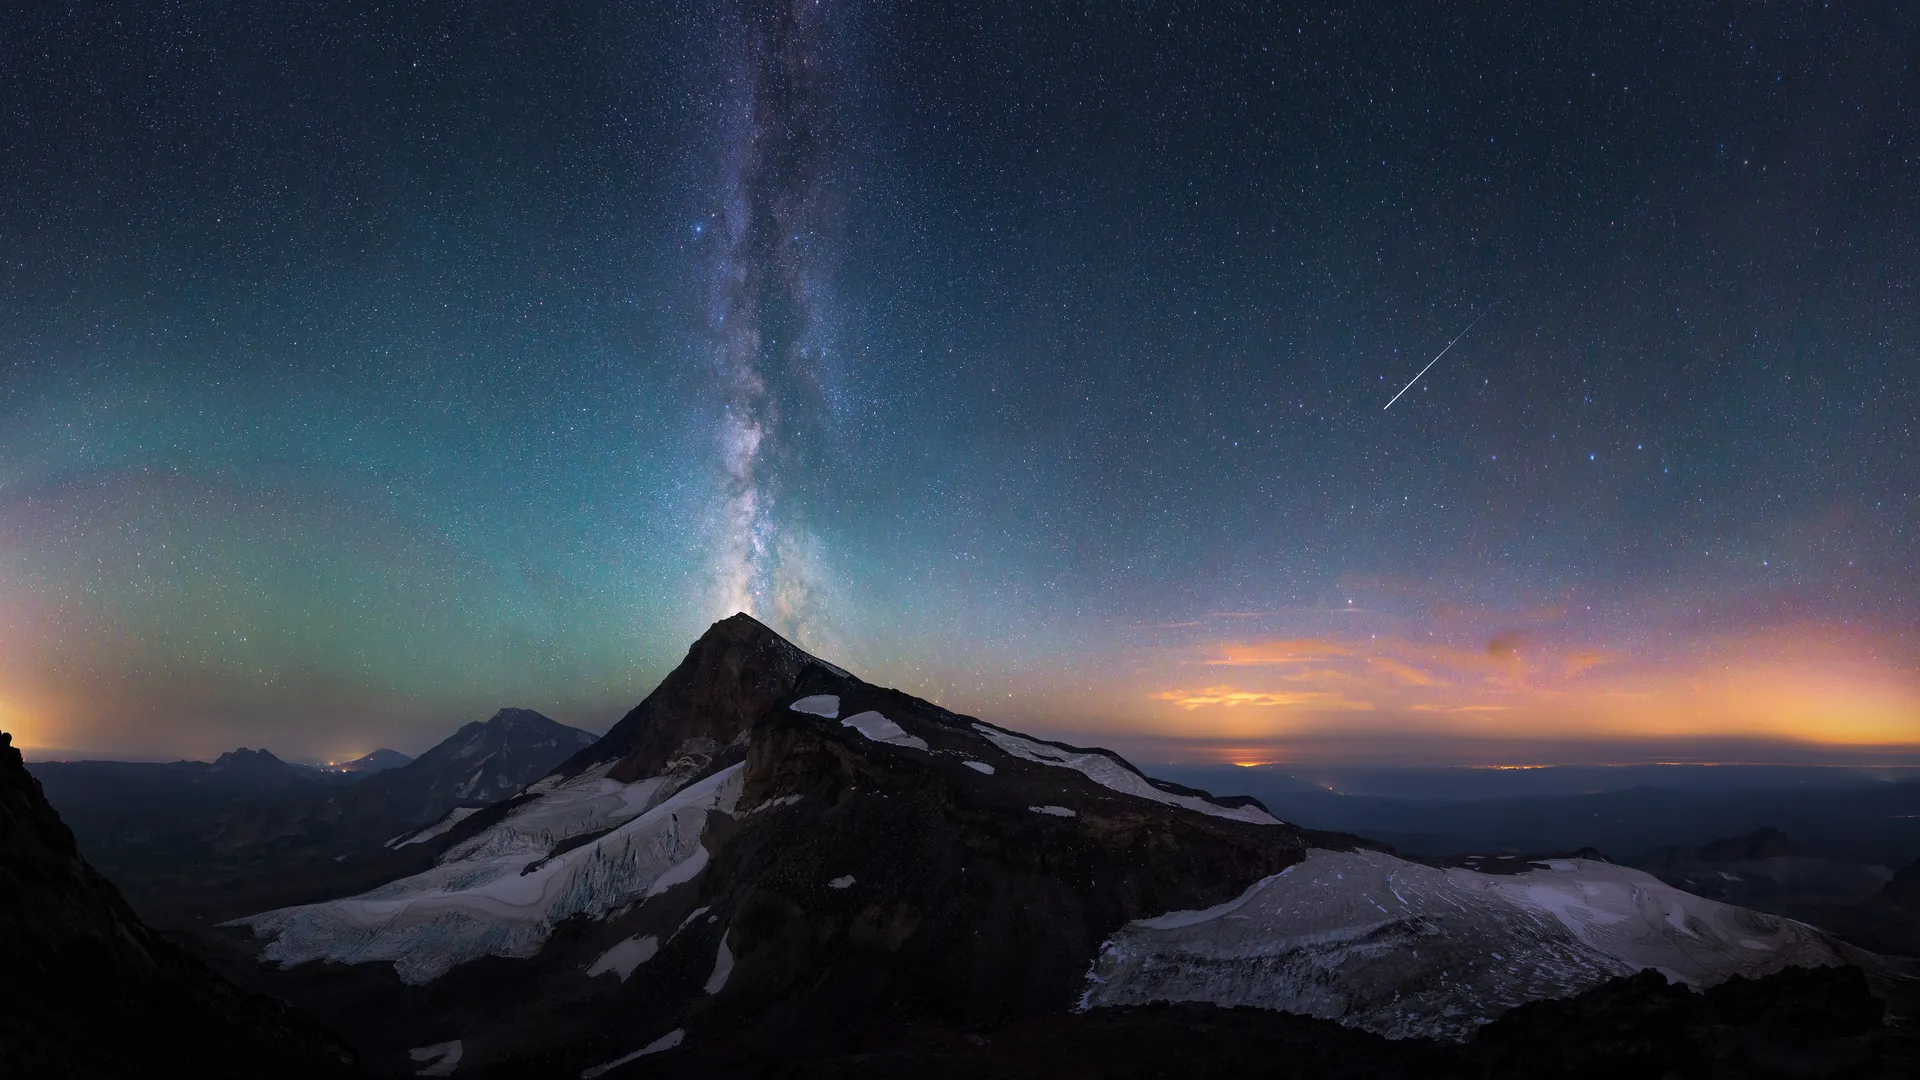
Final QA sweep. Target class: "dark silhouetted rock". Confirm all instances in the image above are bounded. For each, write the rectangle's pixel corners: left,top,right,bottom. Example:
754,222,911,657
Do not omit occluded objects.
0,731,356,1078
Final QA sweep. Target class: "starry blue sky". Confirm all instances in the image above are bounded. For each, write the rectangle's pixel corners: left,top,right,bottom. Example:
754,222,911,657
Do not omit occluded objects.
3,2,1917,764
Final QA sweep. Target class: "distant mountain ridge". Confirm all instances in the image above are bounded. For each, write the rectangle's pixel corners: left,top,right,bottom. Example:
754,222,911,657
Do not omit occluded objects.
357,708,598,837
328,748,411,774
27,709,599,926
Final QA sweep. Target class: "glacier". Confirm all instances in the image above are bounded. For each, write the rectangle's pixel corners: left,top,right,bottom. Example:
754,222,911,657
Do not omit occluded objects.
230,762,743,984
1081,848,1852,1042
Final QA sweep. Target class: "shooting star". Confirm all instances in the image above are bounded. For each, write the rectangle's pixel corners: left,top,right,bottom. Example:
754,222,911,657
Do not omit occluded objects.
1383,309,1485,410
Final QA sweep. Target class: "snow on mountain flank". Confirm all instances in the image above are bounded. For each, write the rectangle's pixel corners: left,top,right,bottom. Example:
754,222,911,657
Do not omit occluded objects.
409,1040,462,1077
788,694,840,718
1030,805,1077,818
581,1029,684,1079
705,935,735,994
962,760,995,774
840,710,929,751
394,805,482,848
973,724,1279,825
230,762,745,984
1081,848,1851,1042
586,934,659,982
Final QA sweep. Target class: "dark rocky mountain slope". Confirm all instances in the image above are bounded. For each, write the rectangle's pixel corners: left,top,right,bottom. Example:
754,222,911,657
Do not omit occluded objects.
212,615,1899,1077
0,731,355,1078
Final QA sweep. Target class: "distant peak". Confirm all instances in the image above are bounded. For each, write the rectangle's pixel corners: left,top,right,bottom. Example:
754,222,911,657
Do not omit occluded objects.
484,708,556,727
210,747,287,769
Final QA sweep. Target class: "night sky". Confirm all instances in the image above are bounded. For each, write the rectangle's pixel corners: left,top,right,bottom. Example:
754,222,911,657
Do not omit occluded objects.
4,2,1917,765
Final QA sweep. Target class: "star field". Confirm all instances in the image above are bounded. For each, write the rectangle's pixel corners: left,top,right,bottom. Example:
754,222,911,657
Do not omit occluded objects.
2,2,1916,764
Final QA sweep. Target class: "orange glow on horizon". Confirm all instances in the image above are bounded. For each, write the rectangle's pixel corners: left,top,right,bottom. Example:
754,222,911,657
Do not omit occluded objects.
1136,623,1920,759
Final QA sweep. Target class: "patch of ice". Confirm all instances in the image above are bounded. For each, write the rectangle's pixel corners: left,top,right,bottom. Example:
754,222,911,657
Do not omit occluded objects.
841,710,929,751
670,906,710,939
1030,805,1077,818
397,806,483,848
230,764,744,984
1083,849,1850,1043
586,935,659,981
1545,860,1577,872
581,1029,684,1079
789,695,840,719
410,1040,462,1077
828,875,855,889
962,760,995,775
974,724,1279,826
704,935,734,994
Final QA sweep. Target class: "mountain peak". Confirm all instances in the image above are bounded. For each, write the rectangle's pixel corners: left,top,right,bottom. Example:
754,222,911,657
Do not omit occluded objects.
483,707,558,728
551,612,843,783
210,747,291,771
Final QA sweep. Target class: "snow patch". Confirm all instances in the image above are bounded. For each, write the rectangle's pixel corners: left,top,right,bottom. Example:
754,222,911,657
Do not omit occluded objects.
789,695,840,719
581,1029,684,1079
828,875,855,889
841,710,929,751
974,724,1279,826
670,906,710,939
586,935,659,982
962,760,995,775
704,935,734,994
397,806,483,848
410,1041,462,1077
1030,805,1077,818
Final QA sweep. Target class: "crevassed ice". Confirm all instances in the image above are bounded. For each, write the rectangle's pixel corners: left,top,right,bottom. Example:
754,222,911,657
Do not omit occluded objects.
231,764,744,984
841,710,929,751
974,725,1279,826
1082,848,1850,1043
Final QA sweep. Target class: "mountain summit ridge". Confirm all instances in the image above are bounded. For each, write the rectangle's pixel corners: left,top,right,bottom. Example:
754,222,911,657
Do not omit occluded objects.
219,615,1888,1077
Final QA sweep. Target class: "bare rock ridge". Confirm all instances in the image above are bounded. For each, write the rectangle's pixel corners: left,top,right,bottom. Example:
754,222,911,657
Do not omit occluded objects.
226,613,1326,1073
0,731,354,1078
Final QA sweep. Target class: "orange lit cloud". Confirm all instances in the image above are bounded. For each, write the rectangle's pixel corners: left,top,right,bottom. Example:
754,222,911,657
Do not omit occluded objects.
1204,639,1353,667
1152,686,1375,711
1130,621,1920,763
1366,657,1444,687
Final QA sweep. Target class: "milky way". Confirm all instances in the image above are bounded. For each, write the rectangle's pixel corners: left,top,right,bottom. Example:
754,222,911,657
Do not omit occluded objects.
1,4,1915,764
704,0,842,647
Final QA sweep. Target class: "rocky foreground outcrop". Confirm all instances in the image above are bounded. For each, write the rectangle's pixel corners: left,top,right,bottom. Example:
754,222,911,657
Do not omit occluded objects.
0,731,355,1078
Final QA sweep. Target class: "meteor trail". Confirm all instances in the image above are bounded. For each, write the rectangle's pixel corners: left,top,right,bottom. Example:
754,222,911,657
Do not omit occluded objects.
1383,310,1485,410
